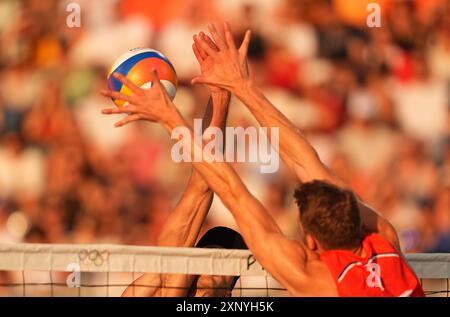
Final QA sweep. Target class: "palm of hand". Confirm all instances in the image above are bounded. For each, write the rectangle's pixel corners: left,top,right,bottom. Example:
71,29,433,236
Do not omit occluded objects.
200,56,222,93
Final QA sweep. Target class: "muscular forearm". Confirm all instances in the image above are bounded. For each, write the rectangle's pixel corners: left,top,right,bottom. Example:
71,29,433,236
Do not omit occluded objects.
163,108,243,207
233,81,343,185
157,91,230,248
157,173,213,248
206,91,231,131
123,92,231,297
232,81,399,247
161,106,314,294
162,106,287,268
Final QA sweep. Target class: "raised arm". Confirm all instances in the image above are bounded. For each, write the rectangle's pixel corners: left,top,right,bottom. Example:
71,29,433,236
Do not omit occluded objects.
101,70,328,296
233,81,400,249
154,36,231,252
191,22,400,250
121,43,231,297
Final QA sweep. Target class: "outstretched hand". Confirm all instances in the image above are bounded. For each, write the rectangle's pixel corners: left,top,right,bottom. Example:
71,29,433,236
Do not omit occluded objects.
191,22,251,92
100,70,175,127
192,31,222,93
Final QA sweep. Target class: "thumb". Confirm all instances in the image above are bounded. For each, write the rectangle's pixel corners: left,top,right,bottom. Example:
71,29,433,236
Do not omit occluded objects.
239,29,252,57
190,76,209,86
191,76,227,90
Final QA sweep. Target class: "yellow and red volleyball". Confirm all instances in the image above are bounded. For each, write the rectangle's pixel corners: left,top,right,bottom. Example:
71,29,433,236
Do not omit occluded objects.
107,48,177,107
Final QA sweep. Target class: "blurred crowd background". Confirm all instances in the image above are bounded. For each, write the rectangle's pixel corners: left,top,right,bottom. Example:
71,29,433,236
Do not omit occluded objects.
0,0,449,255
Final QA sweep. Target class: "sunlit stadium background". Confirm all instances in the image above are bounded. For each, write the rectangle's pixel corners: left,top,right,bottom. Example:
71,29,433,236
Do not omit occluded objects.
0,0,449,296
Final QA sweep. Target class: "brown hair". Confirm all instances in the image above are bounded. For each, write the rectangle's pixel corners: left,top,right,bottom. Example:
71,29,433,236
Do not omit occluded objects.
294,180,362,250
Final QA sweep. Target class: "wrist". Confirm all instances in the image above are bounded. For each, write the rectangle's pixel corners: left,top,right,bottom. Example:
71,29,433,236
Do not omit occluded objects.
160,104,184,132
210,90,231,108
210,89,230,98
189,171,211,194
232,78,254,100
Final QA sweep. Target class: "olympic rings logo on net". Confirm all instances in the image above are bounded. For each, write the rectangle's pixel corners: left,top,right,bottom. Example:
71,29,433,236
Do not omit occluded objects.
78,249,109,266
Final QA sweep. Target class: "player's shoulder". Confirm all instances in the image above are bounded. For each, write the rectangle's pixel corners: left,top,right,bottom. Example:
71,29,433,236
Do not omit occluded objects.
364,231,401,254
297,253,338,296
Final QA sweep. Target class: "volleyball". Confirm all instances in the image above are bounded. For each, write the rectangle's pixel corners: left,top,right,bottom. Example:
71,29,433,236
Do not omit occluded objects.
107,48,178,107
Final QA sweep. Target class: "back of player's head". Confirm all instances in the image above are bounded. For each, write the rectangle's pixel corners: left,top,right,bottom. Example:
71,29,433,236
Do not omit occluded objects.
294,180,362,250
188,227,247,297
196,226,247,250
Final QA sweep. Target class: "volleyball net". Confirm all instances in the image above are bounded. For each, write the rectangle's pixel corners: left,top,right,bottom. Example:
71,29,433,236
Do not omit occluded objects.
0,243,448,297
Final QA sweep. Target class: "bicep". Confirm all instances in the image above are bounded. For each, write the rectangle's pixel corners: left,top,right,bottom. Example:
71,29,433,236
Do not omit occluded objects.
257,233,331,296
218,188,312,292
194,162,324,295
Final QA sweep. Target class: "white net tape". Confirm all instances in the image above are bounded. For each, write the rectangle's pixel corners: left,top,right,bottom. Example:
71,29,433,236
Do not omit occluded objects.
0,243,264,276
0,243,448,297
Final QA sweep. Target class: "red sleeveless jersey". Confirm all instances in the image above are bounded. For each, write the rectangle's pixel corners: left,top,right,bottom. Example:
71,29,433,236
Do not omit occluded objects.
320,233,425,297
